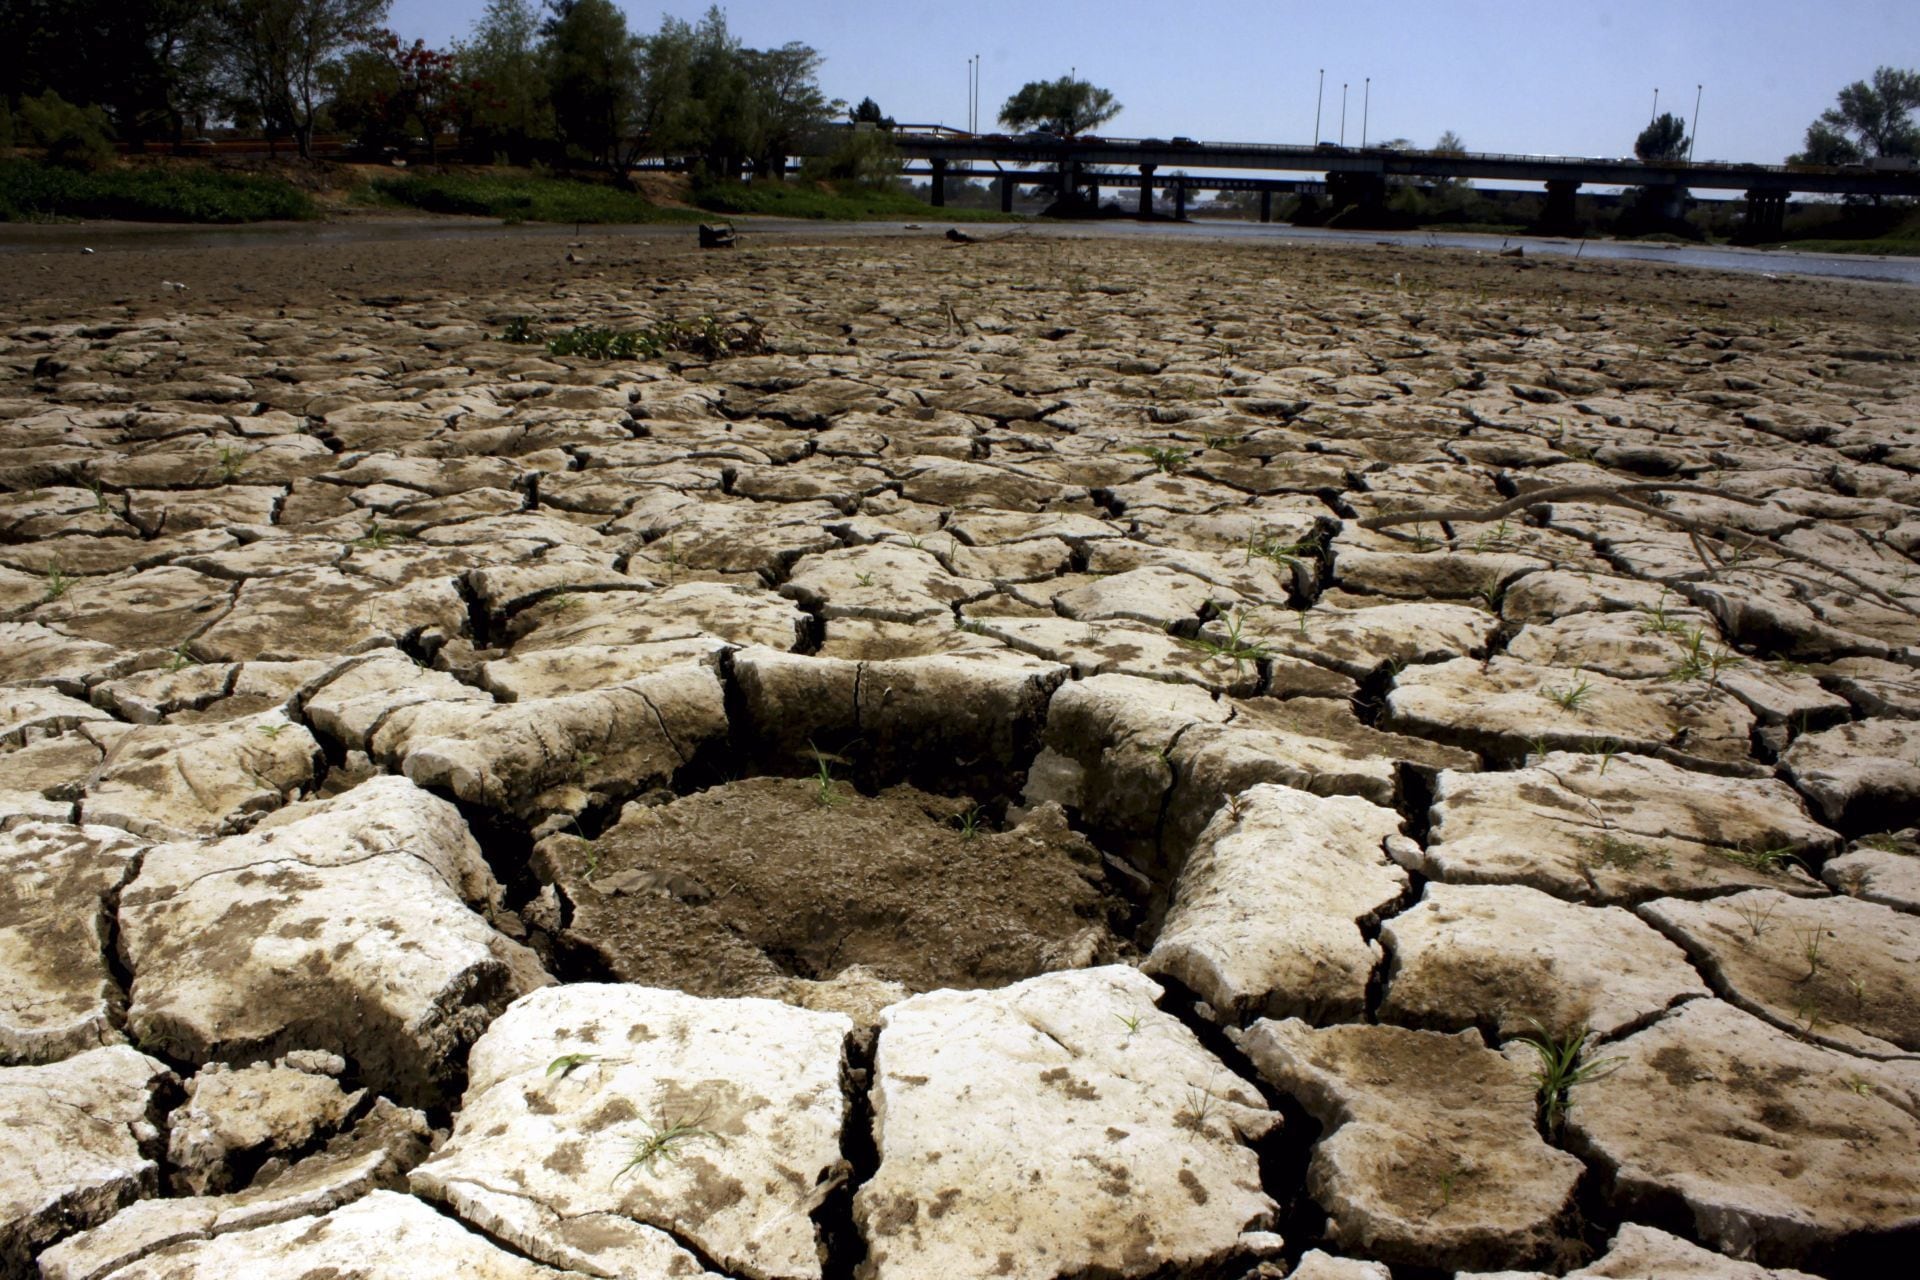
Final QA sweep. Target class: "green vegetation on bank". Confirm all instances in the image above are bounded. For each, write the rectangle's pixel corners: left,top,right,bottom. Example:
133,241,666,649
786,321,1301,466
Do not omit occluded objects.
691,180,1018,221
0,158,317,223
360,170,701,223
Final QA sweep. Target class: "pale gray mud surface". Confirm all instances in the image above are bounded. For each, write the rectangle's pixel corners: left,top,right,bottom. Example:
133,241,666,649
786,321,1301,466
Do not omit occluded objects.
1,223,1917,1279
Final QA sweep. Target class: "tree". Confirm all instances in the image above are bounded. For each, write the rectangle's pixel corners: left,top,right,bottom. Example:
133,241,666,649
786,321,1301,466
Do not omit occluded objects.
743,41,836,177
1634,112,1689,162
1791,66,1920,164
1433,129,1465,154
998,77,1121,137
327,29,465,159
460,0,552,162
218,0,391,158
542,0,642,174
0,1,224,148
849,97,894,130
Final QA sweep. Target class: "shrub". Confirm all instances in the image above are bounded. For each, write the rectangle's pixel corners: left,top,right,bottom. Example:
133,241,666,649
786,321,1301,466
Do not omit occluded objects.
0,160,317,223
15,92,114,172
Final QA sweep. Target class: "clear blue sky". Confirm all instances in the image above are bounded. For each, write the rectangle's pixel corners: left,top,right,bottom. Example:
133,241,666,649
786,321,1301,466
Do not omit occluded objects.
389,0,1916,163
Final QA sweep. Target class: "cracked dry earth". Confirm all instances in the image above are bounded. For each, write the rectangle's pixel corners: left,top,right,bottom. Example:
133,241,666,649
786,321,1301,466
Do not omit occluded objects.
1,226,1918,1280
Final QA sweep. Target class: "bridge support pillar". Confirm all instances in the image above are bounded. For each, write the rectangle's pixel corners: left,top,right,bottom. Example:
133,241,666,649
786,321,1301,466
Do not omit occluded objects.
1138,164,1156,216
930,157,947,207
1740,188,1787,242
1259,190,1273,223
1326,171,1387,218
1542,178,1580,234
1173,177,1187,220
1085,177,1099,208
999,174,1013,213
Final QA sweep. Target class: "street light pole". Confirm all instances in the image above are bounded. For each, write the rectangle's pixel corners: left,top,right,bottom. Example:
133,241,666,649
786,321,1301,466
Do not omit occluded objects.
1340,82,1348,147
1650,86,1659,123
1315,68,1324,143
1689,83,1702,161
1362,77,1370,148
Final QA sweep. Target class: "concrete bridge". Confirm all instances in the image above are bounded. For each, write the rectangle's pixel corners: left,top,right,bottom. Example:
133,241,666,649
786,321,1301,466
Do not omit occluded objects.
830,125,1920,236
898,165,1326,220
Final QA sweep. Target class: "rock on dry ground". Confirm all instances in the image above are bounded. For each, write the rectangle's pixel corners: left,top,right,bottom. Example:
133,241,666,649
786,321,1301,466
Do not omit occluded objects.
1,224,1917,1276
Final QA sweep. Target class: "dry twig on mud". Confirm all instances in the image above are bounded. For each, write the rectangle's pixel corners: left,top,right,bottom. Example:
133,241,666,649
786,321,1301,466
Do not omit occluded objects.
1358,483,1919,617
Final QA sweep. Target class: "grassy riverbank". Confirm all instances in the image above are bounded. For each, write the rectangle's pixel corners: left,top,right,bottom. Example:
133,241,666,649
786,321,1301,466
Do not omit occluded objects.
0,159,317,222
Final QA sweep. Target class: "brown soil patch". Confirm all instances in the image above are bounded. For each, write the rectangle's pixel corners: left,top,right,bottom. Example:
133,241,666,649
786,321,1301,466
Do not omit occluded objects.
538,778,1125,996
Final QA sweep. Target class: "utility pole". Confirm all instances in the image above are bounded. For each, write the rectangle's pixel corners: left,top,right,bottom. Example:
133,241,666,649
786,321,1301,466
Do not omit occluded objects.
1340,82,1348,147
1688,83,1702,161
1315,68,1324,143
966,57,973,133
1650,86,1659,123
1362,77,1370,148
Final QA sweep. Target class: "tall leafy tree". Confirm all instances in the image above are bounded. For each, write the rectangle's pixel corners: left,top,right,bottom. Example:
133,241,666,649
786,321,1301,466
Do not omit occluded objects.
1791,66,1920,164
218,0,391,157
1634,112,1689,162
745,41,836,177
998,77,1121,137
542,0,642,173
460,0,552,162
0,1,224,147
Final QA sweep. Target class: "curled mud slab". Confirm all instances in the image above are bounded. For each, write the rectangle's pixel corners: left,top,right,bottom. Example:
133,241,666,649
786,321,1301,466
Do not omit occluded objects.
3,225,1918,1278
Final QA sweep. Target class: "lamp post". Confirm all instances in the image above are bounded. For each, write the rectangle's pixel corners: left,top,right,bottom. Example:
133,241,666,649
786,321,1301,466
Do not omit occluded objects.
1361,77,1370,148
1340,82,1347,146
1688,83,1702,162
1650,86,1659,123
1315,68,1324,143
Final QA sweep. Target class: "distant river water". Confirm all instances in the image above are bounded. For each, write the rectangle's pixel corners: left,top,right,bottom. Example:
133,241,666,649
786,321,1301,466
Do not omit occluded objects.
3,214,1915,286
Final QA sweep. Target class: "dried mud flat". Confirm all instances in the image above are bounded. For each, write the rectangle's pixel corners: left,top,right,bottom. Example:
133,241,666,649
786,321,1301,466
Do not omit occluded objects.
2,225,1918,1280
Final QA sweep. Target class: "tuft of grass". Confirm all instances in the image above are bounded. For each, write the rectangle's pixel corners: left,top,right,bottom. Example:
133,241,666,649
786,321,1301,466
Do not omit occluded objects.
353,521,400,550
1540,671,1595,712
1639,590,1691,637
1667,626,1745,689
1720,843,1805,877
41,567,72,602
537,315,769,363
1176,611,1270,671
215,446,246,482
1130,444,1191,474
547,1053,597,1079
1244,530,1320,570
1733,896,1779,940
811,750,841,808
500,315,540,344
1583,832,1669,871
1515,1018,1621,1132
615,1104,723,1181
955,806,982,840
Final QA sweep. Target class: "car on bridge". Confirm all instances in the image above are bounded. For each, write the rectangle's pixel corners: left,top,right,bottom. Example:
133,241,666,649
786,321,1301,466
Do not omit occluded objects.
1169,136,1198,147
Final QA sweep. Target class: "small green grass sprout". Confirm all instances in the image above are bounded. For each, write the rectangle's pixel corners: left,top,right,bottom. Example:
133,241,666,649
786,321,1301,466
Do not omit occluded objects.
615,1104,722,1181
1516,1017,1621,1132
1540,671,1595,712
